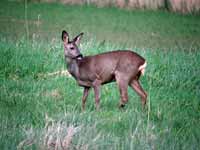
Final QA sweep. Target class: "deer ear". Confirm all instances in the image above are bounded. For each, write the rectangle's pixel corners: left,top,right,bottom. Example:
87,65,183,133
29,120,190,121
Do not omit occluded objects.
73,32,83,45
62,30,69,43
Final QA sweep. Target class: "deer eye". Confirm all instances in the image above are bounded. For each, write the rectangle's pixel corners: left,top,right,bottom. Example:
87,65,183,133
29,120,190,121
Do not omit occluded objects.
70,47,74,50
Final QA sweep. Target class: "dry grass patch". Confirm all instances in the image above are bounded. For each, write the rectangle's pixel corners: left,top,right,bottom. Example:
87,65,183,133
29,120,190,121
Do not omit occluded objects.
17,122,81,150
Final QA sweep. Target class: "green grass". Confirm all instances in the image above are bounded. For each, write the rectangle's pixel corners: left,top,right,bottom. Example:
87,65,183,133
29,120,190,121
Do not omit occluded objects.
1,1,200,49
0,1,200,150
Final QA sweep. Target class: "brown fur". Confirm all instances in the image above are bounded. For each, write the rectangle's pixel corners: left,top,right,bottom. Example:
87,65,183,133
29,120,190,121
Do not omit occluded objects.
62,31,147,110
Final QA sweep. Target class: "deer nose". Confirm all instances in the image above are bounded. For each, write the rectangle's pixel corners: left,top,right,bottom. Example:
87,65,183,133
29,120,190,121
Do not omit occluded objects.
76,54,83,59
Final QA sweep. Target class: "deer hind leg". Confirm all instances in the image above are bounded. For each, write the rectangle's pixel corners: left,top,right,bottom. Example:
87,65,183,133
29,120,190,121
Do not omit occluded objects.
129,79,147,108
115,73,129,108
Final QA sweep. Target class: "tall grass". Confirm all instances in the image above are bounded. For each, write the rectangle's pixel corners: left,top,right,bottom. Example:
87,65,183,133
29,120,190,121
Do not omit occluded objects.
0,36,199,149
0,1,200,149
1,1,200,49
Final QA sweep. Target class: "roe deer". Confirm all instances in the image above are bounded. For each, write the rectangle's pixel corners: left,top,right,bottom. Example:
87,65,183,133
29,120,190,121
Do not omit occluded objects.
62,31,147,110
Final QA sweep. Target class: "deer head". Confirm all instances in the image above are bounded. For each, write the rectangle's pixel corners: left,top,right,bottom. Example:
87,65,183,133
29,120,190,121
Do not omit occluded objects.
62,30,84,60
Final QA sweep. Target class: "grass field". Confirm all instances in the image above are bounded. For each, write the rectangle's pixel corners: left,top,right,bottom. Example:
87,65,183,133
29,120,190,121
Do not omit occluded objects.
0,1,200,150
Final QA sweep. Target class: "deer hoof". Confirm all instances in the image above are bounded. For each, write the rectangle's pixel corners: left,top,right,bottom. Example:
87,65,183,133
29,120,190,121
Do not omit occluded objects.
119,103,126,108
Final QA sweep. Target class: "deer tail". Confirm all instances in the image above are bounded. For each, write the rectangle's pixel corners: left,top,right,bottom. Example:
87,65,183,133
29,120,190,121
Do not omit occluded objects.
139,61,147,76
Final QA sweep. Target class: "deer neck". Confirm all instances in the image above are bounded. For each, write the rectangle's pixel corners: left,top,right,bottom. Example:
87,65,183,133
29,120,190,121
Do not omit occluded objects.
65,56,80,79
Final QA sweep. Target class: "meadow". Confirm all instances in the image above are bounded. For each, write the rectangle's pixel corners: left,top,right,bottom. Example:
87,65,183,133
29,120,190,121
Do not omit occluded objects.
0,1,200,149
